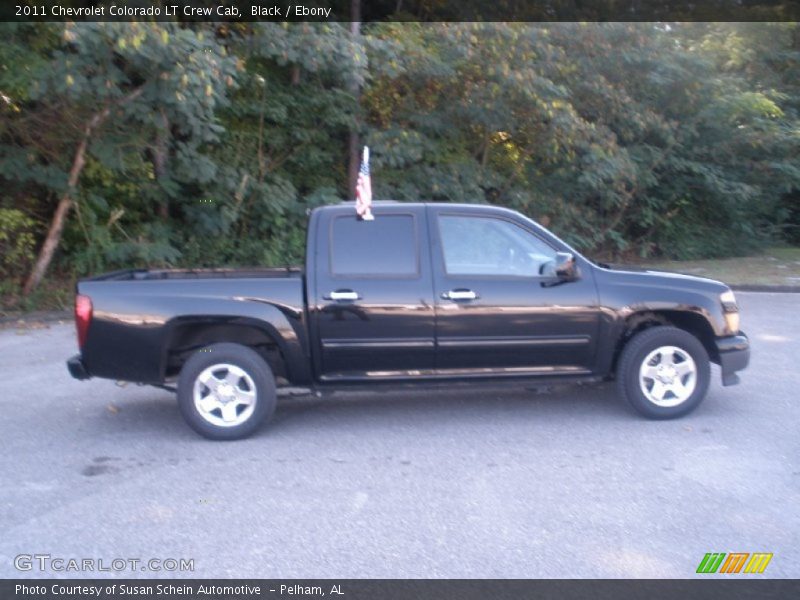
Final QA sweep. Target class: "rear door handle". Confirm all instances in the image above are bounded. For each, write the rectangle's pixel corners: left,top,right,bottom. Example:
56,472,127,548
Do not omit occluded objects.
442,289,477,301
327,290,360,301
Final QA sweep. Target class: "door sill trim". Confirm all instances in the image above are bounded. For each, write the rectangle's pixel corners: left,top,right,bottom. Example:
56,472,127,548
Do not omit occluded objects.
319,366,592,383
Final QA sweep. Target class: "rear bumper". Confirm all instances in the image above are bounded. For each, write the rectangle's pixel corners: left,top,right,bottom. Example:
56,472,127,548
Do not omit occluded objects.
67,354,90,380
716,333,750,386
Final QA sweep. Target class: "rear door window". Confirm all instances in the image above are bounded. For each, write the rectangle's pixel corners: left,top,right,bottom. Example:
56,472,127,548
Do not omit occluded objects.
330,215,418,277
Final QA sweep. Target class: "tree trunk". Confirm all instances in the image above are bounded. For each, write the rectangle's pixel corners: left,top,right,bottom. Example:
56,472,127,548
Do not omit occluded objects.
348,124,360,199
153,109,170,219
22,193,75,295
23,87,144,295
347,0,362,198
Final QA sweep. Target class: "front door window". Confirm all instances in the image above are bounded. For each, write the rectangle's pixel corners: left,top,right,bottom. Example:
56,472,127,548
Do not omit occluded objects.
438,215,556,277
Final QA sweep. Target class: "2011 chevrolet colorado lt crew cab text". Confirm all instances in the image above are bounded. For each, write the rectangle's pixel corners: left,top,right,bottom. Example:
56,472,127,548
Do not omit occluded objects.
67,202,750,439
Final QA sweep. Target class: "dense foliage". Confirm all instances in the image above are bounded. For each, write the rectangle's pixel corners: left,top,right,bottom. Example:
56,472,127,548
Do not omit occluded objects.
0,22,798,301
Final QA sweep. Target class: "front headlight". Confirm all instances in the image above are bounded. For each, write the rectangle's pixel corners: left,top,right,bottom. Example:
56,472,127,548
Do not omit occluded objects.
720,289,740,333
720,289,737,308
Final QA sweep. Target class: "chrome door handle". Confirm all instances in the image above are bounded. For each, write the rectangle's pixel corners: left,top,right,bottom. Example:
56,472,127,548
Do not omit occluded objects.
442,289,477,301
328,290,360,301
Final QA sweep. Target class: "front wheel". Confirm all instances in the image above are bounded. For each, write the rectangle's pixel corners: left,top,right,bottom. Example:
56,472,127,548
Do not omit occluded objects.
617,326,710,419
177,343,276,440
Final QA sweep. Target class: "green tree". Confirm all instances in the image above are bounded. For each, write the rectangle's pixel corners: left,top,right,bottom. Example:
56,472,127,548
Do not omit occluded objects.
0,21,237,292
2,21,798,308
181,23,364,268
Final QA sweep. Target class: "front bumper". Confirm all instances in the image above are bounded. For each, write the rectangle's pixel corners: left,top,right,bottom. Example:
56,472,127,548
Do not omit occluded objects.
716,333,750,386
67,354,90,380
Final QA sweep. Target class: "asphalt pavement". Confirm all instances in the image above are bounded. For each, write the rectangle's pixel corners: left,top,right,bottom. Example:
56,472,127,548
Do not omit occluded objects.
0,292,798,578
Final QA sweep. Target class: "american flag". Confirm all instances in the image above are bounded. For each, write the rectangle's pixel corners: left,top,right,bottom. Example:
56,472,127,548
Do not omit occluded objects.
355,146,374,221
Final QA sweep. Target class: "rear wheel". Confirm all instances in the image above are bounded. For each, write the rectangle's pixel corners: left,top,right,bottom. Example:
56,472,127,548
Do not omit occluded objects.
617,326,710,419
177,343,276,440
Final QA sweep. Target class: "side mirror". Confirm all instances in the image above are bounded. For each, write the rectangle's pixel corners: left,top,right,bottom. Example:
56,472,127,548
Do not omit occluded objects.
554,252,578,280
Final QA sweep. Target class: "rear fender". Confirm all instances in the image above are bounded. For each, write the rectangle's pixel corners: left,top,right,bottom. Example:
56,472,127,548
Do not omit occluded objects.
161,299,311,384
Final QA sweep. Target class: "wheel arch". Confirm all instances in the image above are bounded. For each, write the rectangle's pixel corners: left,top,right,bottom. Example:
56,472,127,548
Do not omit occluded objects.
612,309,719,375
162,317,294,383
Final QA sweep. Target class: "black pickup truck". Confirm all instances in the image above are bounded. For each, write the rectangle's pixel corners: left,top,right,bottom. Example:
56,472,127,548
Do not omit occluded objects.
68,202,750,439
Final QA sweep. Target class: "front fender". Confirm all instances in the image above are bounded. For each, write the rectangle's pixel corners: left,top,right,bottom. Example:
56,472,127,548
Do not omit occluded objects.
592,267,729,374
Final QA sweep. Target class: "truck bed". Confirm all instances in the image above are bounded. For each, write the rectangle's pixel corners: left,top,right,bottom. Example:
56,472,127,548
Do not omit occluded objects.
75,266,309,384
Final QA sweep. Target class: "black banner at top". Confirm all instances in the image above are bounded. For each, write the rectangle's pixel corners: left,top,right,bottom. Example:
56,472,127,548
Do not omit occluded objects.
2,0,800,22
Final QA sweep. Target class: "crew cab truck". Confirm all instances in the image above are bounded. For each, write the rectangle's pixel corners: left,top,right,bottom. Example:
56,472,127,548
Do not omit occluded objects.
67,202,750,440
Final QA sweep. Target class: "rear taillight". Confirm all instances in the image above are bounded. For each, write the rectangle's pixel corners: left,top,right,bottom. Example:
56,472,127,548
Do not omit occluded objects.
75,294,92,349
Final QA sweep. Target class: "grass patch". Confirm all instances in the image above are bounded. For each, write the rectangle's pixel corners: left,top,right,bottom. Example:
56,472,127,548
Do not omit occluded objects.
641,246,800,286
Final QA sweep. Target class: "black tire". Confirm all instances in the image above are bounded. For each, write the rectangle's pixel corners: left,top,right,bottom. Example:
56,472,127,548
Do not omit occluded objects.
616,326,710,419
177,343,276,440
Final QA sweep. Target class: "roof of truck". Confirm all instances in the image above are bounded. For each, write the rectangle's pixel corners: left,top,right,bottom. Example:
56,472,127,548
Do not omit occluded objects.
332,200,508,210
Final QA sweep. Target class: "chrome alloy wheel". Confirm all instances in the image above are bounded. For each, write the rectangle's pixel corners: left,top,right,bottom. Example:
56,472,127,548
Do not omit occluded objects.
638,345,697,407
193,363,257,427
